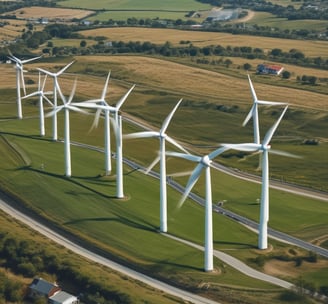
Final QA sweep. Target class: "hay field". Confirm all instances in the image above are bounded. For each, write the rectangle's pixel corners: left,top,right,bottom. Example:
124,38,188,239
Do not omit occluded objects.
8,6,94,20
72,55,327,110
79,27,328,58
2,56,327,111
58,0,210,11
0,19,26,41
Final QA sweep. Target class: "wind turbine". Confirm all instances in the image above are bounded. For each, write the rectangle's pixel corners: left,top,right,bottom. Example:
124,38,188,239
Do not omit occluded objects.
167,146,228,272
124,99,188,233
22,72,53,137
222,106,294,250
47,80,87,177
77,81,135,198
244,74,287,144
8,53,42,119
37,61,75,141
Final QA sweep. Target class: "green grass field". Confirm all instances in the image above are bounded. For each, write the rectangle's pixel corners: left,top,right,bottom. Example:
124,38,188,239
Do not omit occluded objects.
248,12,328,31
58,0,211,11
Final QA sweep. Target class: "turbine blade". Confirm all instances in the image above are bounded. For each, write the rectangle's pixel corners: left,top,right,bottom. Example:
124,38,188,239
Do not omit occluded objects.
221,143,260,152
41,74,48,91
115,84,135,110
37,68,55,77
67,105,89,114
20,68,26,95
242,104,255,127
101,71,111,100
248,74,258,102
178,163,203,208
22,91,39,99
263,105,288,146
208,146,229,160
57,60,75,75
269,149,301,158
144,155,160,174
165,136,189,154
56,83,67,104
21,55,42,64
123,131,159,139
45,106,63,117
166,151,201,162
167,170,193,177
43,95,54,106
161,98,183,133
67,79,77,104
257,99,287,106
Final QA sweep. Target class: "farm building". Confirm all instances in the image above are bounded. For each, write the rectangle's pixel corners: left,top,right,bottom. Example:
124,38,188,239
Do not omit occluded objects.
256,64,284,75
49,291,79,304
29,277,61,299
29,278,79,304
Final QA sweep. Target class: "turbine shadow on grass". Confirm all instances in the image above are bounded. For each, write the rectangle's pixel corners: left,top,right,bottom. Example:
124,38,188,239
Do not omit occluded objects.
0,131,55,142
16,166,117,199
214,240,257,249
64,215,156,233
149,259,203,272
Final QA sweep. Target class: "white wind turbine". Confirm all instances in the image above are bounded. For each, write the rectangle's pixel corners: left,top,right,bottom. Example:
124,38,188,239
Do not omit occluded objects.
222,106,295,250
124,99,188,233
47,80,87,177
22,72,53,137
8,53,42,119
77,82,135,198
37,61,75,141
244,74,287,144
167,146,229,272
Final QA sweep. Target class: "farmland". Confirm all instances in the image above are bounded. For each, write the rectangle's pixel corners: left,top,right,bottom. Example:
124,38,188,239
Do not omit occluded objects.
0,0,328,302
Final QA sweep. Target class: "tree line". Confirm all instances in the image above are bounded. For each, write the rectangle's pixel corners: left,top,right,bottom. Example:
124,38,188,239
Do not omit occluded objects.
0,231,132,304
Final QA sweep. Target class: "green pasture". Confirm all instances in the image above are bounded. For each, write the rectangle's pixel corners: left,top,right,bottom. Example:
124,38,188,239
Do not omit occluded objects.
268,0,304,8
0,211,186,304
248,12,328,31
86,11,193,22
0,98,327,290
0,115,279,291
58,0,211,12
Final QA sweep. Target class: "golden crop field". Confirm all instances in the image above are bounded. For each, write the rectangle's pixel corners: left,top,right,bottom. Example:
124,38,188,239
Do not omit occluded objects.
7,6,94,20
79,27,328,58
72,55,327,110
2,56,327,111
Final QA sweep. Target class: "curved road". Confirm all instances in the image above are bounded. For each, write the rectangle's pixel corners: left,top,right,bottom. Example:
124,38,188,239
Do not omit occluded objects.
0,116,326,303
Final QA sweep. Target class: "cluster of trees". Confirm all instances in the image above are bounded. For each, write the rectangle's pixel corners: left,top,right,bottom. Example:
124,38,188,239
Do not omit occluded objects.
0,232,133,304
0,0,55,15
0,272,23,303
34,30,328,73
196,0,328,20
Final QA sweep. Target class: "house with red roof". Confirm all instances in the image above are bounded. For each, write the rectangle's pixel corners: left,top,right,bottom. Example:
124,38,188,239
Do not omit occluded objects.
256,64,284,75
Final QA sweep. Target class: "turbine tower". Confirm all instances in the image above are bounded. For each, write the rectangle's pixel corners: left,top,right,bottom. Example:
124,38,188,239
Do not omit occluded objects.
244,74,286,144
82,71,115,175
77,82,135,198
47,80,87,177
22,72,53,136
167,146,228,272
8,53,42,119
124,99,188,233
38,61,75,141
222,106,296,249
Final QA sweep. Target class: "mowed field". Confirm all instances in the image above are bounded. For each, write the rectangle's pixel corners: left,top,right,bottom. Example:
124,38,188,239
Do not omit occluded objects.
70,55,327,110
3,56,327,111
57,0,211,11
79,27,328,58
5,6,95,20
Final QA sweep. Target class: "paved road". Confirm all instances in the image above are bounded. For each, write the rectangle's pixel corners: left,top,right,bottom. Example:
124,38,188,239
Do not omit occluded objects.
0,197,219,304
71,140,328,259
